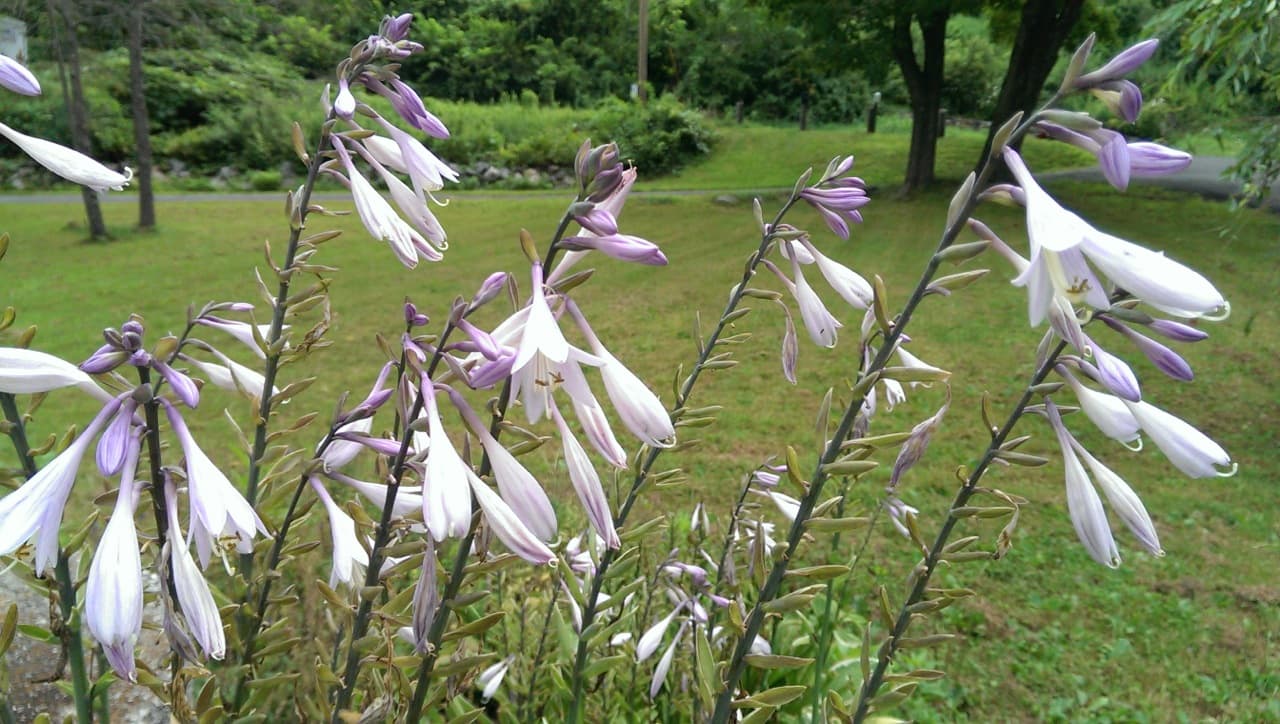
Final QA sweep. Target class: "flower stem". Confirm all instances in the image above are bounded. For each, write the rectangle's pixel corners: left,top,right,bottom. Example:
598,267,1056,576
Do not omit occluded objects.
565,194,803,724
851,341,1066,720
239,113,335,567
330,323,458,718
0,393,94,724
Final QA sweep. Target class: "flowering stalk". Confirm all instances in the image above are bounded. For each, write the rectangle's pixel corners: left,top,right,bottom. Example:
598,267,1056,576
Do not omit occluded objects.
402,209,579,721
706,104,1055,724
330,322,458,718
565,190,808,723
240,112,335,539
0,393,93,723
850,341,1067,721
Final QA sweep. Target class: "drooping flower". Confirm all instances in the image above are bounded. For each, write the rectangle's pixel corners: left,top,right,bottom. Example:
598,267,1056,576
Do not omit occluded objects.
1123,399,1235,478
84,434,143,681
420,388,473,541
194,317,283,360
569,302,674,448
466,468,555,565
310,477,369,588
1003,148,1227,322
476,657,513,703
164,401,265,567
163,479,225,661
449,388,557,541
182,350,278,399
0,397,122,574
0,346,111,401
1057,366,1142,449
1045,399,1120,567
0,53,40,96
781,254,841,348
332,137,440,268
0,121,131,191
551,405,619,549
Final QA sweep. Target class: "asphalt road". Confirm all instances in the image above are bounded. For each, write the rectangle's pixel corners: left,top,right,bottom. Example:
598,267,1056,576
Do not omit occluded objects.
0,156,1274,210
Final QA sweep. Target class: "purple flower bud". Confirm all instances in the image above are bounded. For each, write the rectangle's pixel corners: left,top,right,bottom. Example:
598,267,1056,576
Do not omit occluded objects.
1092,80,1143,123
0,53,40,96
471,272,508,310
222,302,255,313
81,345,128,374
456,319,502,361
560,234,667,265
334,77,356,120
121,319,144,337
403,302,429,327
383,13,413,42
1076,39,1159,88
1082,335,1141,402
1127,142,1192,176
1146,318,1208,343
1096,131,1131,190
1101,317,1193,381
153,360,201,408
96,400,138,476
574,207,619,237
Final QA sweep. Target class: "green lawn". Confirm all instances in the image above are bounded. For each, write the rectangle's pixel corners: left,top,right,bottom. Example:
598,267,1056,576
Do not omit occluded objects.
2,139,1277,719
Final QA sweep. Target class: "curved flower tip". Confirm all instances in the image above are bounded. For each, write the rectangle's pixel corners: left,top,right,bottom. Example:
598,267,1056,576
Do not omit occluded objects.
0,53,40,96
0,121,130,191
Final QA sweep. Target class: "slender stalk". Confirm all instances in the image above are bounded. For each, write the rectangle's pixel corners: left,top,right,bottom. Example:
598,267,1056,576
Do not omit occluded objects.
240,113,335,548
54,550,93,724
399,203,581,720
135,368,177,603
331,324,458,717
851,341,1066,721
565,193,804,724
708,109,1052,723
1,393,94,724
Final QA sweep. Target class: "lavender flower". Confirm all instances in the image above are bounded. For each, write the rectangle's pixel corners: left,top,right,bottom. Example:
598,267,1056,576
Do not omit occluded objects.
163,479,225,661
449,388,557,541
1045,399,1120,567
84,435,143,681
1004,148,1227,322
551,405,620,549
798,156,870,239
333,137,440,268
1034,122,1191,191
1123,399,1235,478
0,121,131,191
164,401,265,567
0,346,110,402
1057,366,1142,449
310,477,369,588
420,389,473,541
0,397,121,574
0,53,40,96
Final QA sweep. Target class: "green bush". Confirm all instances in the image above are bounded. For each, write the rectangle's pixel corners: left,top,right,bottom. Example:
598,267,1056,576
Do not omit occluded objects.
249,170,283,191
588,97,716,177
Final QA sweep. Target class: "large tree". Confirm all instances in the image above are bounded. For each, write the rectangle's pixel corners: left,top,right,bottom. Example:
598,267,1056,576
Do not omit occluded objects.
976,0,1086,166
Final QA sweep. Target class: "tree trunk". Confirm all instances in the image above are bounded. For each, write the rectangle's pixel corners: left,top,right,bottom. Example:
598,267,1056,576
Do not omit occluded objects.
128,2,155,230
50,0,108,240
891,8,949,193
978,0,1086,167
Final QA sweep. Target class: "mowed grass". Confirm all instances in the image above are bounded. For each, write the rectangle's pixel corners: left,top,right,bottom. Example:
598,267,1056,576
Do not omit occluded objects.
2,156,1278,719
639,118,1095,191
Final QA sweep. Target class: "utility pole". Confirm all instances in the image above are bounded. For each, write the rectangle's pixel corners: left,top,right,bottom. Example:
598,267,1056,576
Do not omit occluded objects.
637,0,648,104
